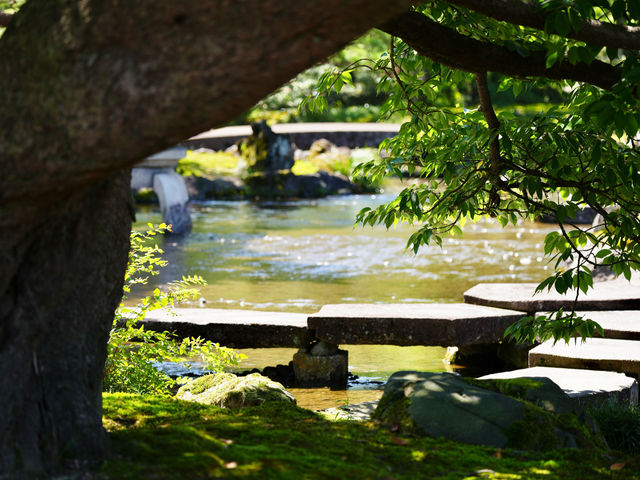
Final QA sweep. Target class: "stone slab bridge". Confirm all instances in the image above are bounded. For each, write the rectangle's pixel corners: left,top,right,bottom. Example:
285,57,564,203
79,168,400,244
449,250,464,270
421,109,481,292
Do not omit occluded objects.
141,279,640,403
132,123,401,234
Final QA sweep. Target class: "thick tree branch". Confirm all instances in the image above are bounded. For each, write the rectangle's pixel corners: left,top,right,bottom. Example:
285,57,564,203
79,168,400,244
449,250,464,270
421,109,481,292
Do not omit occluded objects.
448,0,640,51
380,11,621,90
0,12,13,27
0,0,414,228
475,72,501,212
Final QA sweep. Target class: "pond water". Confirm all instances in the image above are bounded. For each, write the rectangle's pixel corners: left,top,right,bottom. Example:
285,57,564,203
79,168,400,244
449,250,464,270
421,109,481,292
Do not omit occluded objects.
134,190,556,409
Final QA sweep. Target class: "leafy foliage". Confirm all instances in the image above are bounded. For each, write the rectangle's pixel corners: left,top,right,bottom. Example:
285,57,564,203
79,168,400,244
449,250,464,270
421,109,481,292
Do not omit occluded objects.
306,0,640,343
104,224,243,395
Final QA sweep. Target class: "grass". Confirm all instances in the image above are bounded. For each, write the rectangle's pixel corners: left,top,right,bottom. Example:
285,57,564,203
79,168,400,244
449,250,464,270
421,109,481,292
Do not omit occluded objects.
97,393,640,479
589,400,640,455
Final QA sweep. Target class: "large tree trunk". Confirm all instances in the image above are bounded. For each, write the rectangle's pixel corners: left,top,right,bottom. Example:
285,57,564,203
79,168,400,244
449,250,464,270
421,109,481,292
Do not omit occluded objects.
0,171,132,476
0,0,413,475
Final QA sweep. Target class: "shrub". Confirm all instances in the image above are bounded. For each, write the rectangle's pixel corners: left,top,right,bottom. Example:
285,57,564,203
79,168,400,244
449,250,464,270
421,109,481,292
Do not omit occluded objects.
103,224,244,395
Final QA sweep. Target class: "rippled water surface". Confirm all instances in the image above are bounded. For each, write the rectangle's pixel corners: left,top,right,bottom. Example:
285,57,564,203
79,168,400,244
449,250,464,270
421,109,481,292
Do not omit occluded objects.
135,193,554,311
134,192,556,408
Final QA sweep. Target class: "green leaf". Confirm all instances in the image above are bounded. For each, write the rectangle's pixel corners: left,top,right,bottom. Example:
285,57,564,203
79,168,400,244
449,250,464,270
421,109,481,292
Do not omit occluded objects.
553,12,571,36
546,51,560,69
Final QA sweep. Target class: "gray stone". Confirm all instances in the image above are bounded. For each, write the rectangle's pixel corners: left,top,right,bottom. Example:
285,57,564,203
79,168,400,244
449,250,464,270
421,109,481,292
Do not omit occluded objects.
317,170,355,194
143,146,188,167
308,303,524,346
292,349,348,388
239,121,294,173
537,310,640,341
153,171,191,235
141,307,310,348
373,371,606,450
480,366,639,406
529,337,640,378
282,173,328,198
176,372,296,408
309,341,339,356
464,280,640,312
184,175,245,200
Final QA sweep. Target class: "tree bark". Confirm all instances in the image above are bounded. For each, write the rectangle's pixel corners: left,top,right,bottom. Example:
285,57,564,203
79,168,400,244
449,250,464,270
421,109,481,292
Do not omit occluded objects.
0,171,133,476
0,0,413,475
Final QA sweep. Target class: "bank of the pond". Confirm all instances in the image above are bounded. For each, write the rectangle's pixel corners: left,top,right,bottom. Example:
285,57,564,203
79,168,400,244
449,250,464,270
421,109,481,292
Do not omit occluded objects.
98,393,638,479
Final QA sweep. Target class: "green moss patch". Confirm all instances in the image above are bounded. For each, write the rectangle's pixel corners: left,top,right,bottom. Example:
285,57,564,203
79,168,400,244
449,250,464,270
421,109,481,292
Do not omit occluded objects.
98,393,637,479
177,150,243,178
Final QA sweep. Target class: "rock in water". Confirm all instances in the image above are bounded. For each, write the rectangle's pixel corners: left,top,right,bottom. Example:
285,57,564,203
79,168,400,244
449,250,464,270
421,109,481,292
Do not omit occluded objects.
372,371,607,451
176,372,296,408
238,121,294,173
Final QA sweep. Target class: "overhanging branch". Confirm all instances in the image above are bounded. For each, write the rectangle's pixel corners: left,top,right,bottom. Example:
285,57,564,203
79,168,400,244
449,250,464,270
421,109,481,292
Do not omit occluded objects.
448,0,640,51
380,11,621,90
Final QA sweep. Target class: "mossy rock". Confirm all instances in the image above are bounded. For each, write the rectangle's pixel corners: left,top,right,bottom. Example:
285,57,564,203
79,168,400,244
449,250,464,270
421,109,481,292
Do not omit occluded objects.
470,376,579,415
238,121,294,173
176,372,296,408
373,371,607,451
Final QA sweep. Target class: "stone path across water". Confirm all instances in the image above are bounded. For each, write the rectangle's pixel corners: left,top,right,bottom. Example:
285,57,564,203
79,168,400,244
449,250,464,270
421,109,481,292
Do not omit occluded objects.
307,303,524,347
480,366,638,406
529,337,640,378
536,310,640,341
464,279,640,312
142,308,309,349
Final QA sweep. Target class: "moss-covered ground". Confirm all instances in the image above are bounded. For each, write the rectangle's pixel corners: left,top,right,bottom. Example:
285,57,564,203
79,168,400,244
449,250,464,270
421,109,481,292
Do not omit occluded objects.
98,393,640,479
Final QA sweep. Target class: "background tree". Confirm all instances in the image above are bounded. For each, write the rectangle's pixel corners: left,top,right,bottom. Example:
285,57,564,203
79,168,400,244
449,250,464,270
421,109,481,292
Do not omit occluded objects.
310,0,640,342
0,0,414,476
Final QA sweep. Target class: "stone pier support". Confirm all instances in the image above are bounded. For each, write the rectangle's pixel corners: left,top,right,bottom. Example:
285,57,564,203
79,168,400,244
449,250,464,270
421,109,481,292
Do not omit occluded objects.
292,341,348,388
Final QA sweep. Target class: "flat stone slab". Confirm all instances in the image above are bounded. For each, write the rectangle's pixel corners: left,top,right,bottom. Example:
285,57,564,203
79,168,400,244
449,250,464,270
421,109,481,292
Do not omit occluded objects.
536,310,640,340
141,308,309,348
480,366,638,406
529,338,640,379
464,279,640,312
307,303,525,347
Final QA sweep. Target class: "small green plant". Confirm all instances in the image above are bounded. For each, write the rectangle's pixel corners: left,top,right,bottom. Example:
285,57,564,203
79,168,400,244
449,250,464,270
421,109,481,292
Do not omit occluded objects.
588,400,640,455
103,224,244,395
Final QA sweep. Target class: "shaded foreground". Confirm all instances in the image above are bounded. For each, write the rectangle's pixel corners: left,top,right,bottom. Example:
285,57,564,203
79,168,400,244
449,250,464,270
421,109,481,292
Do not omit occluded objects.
99,394,639,479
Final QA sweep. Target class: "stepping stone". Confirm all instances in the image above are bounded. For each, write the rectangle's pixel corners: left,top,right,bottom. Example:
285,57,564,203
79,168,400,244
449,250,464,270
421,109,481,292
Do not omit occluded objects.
307,303,525,346
141,307,309,348
464,279,640,312
529,338,640,379
480,366,638,406
536,310,640,341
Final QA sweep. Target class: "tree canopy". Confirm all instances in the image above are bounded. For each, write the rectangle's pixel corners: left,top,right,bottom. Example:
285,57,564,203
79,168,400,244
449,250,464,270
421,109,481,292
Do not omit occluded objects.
309,0,640,342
